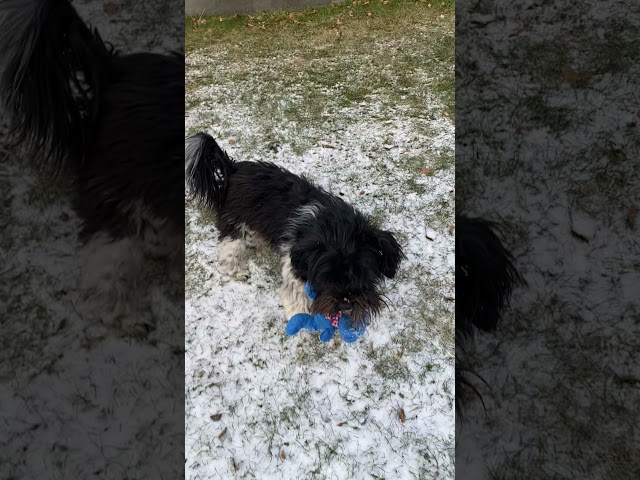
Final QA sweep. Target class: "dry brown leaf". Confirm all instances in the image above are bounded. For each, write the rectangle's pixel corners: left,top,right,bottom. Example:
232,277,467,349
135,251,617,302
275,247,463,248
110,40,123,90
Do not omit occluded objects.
218,427,228,439
421,167,434,175
396,346,405,358
449,224,455,235
626,203,639,229
228,139,236,145
398,408,406,423
280,450,286,461
210,413,222,421
103,2,119,15
562,67,592,85
196,370,205,378
359,191,366,196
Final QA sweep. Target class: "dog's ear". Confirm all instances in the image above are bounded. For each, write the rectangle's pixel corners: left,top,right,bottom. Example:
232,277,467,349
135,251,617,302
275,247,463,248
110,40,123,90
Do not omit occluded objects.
371,230,404,279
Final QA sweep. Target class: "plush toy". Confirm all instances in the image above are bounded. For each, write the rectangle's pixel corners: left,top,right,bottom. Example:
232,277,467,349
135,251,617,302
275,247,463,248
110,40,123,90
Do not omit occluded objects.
285,282,368,343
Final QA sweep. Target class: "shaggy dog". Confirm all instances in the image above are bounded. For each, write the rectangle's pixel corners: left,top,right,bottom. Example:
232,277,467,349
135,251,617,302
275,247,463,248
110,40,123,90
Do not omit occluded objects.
0,0,183,326
185,132,404,324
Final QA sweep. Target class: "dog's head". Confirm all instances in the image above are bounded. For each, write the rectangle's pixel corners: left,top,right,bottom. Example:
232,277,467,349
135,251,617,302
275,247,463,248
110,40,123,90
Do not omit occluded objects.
288,201,404,323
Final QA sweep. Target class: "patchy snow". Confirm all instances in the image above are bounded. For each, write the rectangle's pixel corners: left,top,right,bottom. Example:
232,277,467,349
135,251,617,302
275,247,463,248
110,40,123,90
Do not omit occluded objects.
185,13,455,480
456,0,640,477
0,1,183,478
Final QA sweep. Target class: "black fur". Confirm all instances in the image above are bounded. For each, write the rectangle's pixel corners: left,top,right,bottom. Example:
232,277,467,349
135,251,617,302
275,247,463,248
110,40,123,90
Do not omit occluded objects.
0,0,184,242
455,215,523,416
185,132,405,323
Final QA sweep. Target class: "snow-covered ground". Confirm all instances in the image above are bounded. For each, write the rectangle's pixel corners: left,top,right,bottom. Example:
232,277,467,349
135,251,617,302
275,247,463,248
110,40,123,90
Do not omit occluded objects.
456,0,640,478
0,1,184,478
185,5,455,479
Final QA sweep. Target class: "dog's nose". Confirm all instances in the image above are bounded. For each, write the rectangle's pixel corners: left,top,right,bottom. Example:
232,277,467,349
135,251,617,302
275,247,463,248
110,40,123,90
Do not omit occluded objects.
338,300,353,311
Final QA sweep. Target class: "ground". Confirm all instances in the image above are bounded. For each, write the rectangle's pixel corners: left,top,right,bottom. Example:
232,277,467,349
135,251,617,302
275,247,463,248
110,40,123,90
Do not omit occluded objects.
0,1,184,478
456,0,640,478
185,1,455,479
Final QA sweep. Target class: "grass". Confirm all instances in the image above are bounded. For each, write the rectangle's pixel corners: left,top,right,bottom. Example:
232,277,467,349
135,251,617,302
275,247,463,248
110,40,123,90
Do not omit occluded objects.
185,1,455,478
456,0,640,477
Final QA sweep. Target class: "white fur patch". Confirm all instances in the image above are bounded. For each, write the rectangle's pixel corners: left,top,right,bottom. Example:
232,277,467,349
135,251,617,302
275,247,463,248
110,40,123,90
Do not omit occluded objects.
218,237,250,280
76,232,149,330
279,255,311,319
287,202,323,231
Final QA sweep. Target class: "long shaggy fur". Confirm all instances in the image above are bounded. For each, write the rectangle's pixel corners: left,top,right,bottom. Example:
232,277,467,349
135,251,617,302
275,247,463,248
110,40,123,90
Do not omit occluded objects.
0,0,183,327
0,0,184,242
455,215,523,416
185,132,404,324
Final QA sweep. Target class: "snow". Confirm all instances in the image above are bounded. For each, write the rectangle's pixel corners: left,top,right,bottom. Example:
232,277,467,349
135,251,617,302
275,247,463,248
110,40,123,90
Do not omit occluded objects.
456,0,640,477
185,11,455,479
0,1,184,478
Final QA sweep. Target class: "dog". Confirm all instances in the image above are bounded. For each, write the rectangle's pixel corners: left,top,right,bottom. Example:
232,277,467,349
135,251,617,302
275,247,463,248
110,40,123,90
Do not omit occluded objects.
455,215,522,415
185,132,404,324
0,0,183,325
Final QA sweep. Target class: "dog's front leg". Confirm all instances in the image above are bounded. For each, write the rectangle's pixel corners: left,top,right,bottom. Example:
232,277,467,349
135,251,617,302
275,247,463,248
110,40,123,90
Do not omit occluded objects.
279,256,311,319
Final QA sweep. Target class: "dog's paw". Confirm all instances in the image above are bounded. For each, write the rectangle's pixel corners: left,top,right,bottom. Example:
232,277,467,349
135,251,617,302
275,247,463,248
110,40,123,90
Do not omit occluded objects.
218,260,250,281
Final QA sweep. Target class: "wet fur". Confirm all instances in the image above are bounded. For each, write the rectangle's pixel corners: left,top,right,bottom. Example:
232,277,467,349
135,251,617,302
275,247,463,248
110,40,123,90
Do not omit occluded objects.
185,132,404,323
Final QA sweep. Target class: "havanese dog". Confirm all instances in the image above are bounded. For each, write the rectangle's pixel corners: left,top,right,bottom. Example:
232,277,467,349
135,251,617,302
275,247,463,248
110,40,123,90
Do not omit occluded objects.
0,0,183,327
185,132,404,324
455,215,522,415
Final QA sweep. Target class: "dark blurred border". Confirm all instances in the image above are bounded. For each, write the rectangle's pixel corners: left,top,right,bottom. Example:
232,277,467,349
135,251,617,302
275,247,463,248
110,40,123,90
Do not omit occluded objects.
0,1,185,478
456,0,640,478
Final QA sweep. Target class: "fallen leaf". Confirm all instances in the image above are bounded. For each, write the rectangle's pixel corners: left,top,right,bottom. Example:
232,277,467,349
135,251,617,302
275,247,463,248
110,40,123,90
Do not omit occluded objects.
218,427,228,439
367,12,372,17
210,413,222,421
562,66,592,86
626,203,639,229
449,224,455,235
103,2,119,15
396,346,405,358
359,191,366,196
196,370,205,378
398,408,406,423
228,139,236,145
280,450,286,461
421,167,434,175
229,457,237,471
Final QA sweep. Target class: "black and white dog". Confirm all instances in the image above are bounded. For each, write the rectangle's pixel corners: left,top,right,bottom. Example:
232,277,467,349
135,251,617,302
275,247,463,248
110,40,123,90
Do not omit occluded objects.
455,215,522,415
0,0,183,322
185,132,404,324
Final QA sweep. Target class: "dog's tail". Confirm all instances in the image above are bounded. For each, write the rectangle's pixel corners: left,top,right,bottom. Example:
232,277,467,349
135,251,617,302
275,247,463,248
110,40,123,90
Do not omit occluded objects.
185,132,234,210
455,215,523,417
455,215,522,335
0,0,113,171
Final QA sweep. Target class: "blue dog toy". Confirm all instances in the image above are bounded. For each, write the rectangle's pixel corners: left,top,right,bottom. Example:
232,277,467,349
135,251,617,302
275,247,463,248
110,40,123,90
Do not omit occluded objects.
285,282,368,343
